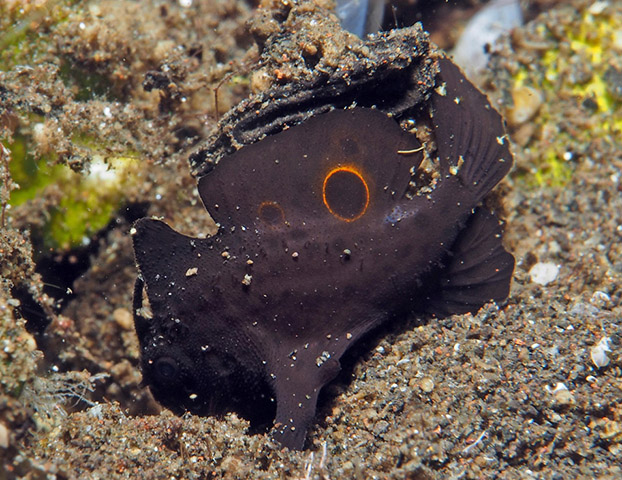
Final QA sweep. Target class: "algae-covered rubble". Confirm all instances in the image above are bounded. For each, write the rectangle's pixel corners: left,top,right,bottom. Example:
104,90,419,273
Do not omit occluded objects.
1,0,621,478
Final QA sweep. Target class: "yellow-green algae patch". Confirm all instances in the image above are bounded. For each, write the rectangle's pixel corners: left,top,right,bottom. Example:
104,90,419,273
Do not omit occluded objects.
498,2,622,187
559,7,621,122
48,154,140,250
7,135,141,251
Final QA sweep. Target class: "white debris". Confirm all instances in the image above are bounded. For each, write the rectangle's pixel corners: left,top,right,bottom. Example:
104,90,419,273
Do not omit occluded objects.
335,0,384,37
452,0,523,76
87,155,117,183
591,336,612,368
0,422,9,449
588,1,609,15
529,262,559,285
590,290,612,308
315,351,331,367
549,382,575,406
87,404,104,419
551,382,568,394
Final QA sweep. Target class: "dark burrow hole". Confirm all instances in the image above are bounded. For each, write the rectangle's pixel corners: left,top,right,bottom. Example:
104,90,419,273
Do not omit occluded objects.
301,44,322,70
13,201,150,338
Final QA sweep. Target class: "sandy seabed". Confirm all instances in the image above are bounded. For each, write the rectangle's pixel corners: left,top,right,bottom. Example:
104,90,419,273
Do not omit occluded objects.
1,0,621,478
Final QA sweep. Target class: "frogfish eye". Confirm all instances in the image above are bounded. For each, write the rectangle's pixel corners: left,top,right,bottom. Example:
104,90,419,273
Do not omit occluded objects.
154,357,179,381
322,165,370,222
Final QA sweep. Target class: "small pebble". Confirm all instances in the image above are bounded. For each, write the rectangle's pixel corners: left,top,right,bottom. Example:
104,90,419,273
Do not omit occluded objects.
420,377,435,393
373,420,390,436
590,291,612,309
591,337,611,368
600,419,622,441
113,308,133,330
0,422,8,449
529,262,559,285
506,85,543,126
551,383,575,407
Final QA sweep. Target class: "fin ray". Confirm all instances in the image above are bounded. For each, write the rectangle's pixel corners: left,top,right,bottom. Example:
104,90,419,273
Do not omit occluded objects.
425,207,514,316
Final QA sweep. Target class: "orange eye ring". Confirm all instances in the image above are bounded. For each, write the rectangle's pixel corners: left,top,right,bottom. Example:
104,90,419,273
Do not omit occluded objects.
322,165,370,222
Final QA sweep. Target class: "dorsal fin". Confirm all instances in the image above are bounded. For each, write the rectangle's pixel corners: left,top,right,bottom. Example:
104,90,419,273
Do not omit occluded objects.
432,57,513,202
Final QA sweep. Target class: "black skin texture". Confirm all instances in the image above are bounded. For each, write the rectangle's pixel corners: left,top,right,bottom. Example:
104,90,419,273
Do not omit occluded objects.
132,58,515,449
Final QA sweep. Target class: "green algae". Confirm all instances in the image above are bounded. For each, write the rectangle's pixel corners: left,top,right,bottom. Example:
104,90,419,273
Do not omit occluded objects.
45,154,139,250
6,134,65,207
7,134,140,252
1,1,143,253
532,148,573,187
508,4,622,187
